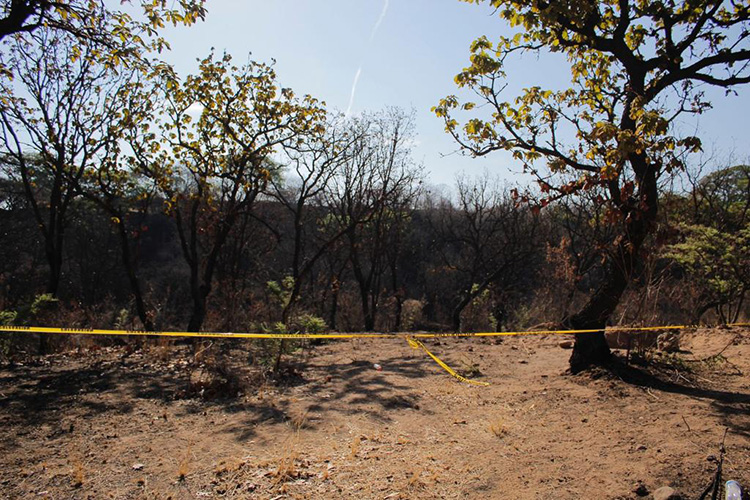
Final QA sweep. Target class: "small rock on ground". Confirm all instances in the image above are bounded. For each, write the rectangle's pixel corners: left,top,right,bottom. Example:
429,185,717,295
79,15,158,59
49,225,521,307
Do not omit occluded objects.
653,486,681,500
633,483,649,497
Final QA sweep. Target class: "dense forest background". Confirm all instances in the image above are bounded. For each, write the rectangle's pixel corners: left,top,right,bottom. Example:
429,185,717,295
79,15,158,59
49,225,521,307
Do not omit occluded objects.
0,1,747,367
0,144,747,338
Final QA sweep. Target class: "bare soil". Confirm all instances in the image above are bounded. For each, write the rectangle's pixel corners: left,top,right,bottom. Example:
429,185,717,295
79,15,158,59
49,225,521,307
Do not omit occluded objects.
1,327,749,499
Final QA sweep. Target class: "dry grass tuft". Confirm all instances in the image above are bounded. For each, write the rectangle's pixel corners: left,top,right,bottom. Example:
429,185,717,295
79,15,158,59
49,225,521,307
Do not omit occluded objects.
349,435,362,459
405,467,430,493
488,417,508,438
70,460,84,488
289,408,309,432
67,444,85,488
272,439,300,486
177,445,192,481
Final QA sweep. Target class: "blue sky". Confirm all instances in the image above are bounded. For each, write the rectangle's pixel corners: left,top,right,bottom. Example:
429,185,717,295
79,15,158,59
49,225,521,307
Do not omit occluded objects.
162,0,750,189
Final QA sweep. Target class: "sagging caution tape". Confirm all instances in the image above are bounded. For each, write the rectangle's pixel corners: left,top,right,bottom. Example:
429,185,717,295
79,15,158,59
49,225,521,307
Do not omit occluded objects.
405,336,490,386
0,322,748,386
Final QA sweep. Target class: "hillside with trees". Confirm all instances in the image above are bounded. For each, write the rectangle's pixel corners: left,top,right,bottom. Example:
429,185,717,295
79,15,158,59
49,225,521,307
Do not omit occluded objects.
0,1,748,498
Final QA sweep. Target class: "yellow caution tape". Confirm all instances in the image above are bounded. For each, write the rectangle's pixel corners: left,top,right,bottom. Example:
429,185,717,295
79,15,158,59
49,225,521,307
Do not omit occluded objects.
0,322,747,339
406,336,490,386
0,325,386,339
0,322,748,387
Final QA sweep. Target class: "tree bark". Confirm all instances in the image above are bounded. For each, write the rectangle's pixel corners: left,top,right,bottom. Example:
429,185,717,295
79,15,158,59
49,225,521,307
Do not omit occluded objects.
187,283,208,333
44,239,62,297
451,293,472,333
566,157,658,373
114,219,153,331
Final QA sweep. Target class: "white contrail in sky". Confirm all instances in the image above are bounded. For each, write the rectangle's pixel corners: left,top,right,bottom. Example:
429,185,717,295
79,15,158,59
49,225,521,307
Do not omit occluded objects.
345,67,362,117
346,0,389,117
370,0,390,42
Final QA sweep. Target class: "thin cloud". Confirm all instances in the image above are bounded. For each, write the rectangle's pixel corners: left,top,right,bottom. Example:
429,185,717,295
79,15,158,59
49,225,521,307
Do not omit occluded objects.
370,0,389,42
347,0,389,117
346,67,362,117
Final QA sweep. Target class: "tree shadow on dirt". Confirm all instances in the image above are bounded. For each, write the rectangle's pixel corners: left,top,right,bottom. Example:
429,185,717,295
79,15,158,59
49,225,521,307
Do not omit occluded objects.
188,349,463,443
614,361,750,438
195,354,444,442
0,343,477,445
304,357,428,415
0,362,187,427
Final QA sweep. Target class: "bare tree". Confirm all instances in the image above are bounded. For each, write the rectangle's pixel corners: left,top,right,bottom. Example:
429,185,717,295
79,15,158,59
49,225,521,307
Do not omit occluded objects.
327,108,423,331
432,173,540,332
270,114,360,324
0,30,128,297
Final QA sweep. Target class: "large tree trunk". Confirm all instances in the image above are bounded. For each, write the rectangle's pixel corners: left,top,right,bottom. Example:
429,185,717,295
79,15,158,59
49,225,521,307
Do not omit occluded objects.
187,279,209,333
45,246,62,297
362,299,375,331
564,267,627,373
566,155,658,373
44,233,63,297
451,296,470,332
187,296,206,333
115,220,154,331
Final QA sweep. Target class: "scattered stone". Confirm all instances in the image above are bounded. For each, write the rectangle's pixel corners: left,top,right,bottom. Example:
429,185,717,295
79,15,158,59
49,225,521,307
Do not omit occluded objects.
653,486,681,500
559,340,574,349
657,332,680,353
132,463,144,471
636,444,648,451
633,482,649,496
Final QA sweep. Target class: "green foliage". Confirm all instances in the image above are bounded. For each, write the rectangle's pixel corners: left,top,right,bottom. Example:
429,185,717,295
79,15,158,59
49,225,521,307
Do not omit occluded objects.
267,276,296,309
666,225,750,322
114,308,130,330
30,294,58,316
0,310,18,326
0,294,57,361
437,0,750,215
144,51,327,203
463,286,497,332
695,165,750,231
260,278,327,372
293,314,327,335
0,294,57,328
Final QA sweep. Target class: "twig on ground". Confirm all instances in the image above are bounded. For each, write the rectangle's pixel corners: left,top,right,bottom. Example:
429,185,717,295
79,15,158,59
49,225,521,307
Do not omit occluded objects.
682,415,691,432
645,388,660,400
686,334,742,363
675,371,693,385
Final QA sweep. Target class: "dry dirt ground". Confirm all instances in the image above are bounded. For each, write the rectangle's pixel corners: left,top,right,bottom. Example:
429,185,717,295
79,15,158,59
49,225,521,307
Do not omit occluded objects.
1,327,749,499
